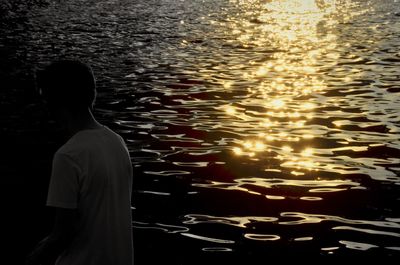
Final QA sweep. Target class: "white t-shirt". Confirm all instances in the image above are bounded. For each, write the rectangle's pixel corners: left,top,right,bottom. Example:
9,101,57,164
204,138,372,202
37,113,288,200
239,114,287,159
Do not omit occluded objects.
47,126,133,265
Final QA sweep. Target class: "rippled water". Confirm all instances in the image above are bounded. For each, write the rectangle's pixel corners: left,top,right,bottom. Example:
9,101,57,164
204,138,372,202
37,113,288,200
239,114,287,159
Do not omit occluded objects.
3,0,400,261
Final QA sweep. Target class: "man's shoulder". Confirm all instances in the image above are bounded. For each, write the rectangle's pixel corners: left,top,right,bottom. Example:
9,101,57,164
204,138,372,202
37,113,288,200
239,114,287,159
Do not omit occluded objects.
102,126,127,146
54,143,80,162
55,132,90,158
58,127,126,154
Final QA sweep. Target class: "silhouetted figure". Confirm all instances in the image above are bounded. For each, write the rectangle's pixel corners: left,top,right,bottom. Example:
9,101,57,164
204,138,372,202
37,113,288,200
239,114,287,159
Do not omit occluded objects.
26,60,134,265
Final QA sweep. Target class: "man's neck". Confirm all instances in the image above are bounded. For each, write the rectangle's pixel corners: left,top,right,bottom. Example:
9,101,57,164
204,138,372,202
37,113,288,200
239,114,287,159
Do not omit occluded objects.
65,108,103,136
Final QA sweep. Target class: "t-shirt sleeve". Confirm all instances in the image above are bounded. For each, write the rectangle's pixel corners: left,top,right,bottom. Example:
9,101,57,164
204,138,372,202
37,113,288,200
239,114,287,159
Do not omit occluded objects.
47,152,80,209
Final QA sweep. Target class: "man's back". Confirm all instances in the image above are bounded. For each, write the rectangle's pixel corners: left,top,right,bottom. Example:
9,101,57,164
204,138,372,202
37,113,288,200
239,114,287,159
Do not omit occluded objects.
47,126,133,265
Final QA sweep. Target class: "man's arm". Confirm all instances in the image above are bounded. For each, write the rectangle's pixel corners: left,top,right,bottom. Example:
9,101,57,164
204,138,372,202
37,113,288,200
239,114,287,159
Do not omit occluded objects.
26,207,78,265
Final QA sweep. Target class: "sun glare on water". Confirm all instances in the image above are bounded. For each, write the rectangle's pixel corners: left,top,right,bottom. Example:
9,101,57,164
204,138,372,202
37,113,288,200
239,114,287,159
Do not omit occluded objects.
227,0,346,175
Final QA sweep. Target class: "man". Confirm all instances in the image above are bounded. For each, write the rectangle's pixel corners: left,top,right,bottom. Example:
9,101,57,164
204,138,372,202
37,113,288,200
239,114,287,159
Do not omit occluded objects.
26,60,134,265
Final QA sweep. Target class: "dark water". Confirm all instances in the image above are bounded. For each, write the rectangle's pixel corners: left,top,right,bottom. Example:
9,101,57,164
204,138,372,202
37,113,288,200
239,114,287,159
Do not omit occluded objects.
2,0,400,262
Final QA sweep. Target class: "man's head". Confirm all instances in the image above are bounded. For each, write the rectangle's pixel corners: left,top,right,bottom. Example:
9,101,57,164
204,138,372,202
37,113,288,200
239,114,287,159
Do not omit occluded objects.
36,60,97,113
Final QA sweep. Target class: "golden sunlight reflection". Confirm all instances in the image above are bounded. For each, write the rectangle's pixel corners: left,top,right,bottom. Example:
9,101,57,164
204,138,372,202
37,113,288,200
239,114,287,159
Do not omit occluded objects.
192,177,362,196
301,102,317,110
223,0,352,176
223,81,233,89
256,66,268,76
224,105,237,115
282,145,293,153
219,1,380,180
244,234,280,241
233,139,269,156
301,148,314,157
270,99,286,109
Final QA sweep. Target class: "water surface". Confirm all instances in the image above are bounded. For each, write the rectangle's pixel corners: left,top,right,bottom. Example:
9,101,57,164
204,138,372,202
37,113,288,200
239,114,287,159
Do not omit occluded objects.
3,0,400,262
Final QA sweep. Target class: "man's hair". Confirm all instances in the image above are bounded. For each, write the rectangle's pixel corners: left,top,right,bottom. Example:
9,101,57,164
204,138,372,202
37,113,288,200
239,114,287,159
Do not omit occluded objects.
36,60,97,110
